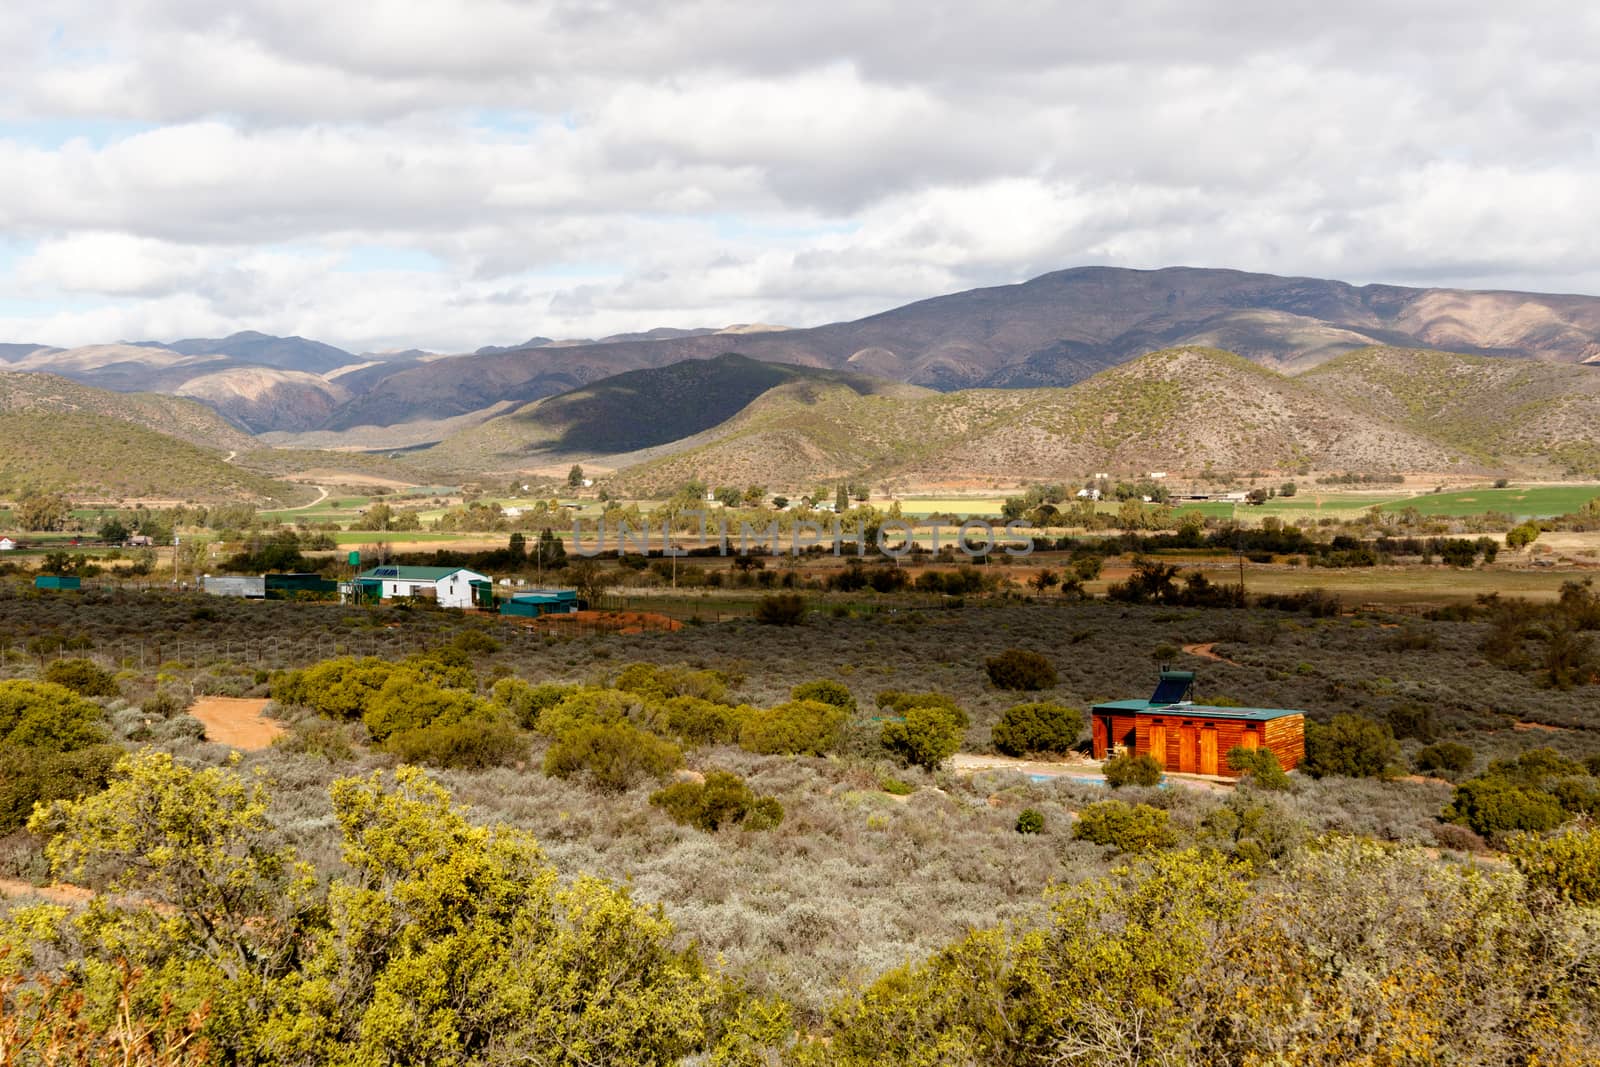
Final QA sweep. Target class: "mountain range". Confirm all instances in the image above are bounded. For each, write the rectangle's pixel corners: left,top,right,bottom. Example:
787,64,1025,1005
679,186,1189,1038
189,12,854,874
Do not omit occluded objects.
7,266,1600,442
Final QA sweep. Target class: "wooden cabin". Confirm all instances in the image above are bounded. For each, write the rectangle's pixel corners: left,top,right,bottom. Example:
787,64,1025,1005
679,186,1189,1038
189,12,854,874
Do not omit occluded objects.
1091,670,1304,777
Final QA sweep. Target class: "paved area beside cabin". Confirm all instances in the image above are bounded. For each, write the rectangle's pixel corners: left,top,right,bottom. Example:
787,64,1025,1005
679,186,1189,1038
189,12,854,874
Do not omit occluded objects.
949,753,1233,792
189,697,284,750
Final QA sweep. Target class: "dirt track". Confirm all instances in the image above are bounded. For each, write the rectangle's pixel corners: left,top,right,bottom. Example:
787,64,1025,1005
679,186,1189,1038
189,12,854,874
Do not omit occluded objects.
189,697,284,749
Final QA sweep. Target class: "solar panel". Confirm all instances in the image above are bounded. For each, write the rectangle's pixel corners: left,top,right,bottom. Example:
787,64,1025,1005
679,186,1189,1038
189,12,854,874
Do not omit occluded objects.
1149,670,1195,705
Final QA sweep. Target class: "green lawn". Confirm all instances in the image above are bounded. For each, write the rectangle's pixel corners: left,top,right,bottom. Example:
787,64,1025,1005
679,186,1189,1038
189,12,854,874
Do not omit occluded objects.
1374,485,1600,520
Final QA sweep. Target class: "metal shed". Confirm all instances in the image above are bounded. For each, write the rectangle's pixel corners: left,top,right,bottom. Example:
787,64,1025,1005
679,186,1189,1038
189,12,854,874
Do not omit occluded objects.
499,589,580,618
34,575,82,591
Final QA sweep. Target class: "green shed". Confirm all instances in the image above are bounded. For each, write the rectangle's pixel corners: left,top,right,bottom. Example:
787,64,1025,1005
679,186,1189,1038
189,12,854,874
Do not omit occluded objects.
34,575,82,591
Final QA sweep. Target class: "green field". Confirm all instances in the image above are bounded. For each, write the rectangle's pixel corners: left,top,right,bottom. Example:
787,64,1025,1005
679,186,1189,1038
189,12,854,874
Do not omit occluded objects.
1374,485,1600,519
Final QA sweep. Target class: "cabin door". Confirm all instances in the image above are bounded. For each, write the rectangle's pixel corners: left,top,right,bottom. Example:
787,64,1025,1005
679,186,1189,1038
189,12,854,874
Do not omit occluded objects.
1177,725,1198,773
1241,727,1260,750
1199,727,1218,776
1092,717,1108,759
1146,723,1167,769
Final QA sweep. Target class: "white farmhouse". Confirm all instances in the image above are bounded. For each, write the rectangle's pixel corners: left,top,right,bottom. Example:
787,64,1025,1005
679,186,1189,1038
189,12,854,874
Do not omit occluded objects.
352,565,494,609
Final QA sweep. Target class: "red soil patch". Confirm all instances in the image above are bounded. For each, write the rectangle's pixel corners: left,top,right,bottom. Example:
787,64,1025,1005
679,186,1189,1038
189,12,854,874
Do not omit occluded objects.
189,697,284,750
1513,721,1573,733
0,878,94,905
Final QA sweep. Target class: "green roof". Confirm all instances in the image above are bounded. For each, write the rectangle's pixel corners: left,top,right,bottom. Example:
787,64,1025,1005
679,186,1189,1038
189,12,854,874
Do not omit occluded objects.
1091,699,1302,722
359,566,481,582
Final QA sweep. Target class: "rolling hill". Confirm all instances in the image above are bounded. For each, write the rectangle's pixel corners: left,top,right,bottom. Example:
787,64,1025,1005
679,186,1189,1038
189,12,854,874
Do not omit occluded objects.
422,353,930,468
591,348,1468,493
0,370,256,452
130,330,355,374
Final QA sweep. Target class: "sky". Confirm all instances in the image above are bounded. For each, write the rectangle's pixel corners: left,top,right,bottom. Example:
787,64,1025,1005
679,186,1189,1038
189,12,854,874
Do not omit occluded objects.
3,1,1600,354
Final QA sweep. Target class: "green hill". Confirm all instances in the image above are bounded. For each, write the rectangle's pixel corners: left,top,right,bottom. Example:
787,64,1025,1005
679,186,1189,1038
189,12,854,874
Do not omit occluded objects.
0,412,311,503
422,353,929,468
603,347,1468,492
1300,348,1600,475
0,370,256,452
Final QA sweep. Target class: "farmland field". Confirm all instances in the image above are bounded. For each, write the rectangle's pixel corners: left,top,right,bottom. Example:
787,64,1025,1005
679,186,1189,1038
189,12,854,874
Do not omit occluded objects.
1374,484,1600,519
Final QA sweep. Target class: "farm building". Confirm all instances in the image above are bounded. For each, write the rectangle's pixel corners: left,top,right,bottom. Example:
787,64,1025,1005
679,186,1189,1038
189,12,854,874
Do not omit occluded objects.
349,565,494,609
204,575,267,598
499,588,580,618
1091,670,1304,777
34,575,81,591
0,538,16,551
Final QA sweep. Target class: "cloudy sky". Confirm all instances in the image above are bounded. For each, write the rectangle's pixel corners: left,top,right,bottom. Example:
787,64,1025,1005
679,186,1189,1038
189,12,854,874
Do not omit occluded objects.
3,1,1599,354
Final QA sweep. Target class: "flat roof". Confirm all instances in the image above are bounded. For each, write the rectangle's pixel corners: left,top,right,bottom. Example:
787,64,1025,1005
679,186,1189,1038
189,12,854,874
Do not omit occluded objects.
1092,699,1303,722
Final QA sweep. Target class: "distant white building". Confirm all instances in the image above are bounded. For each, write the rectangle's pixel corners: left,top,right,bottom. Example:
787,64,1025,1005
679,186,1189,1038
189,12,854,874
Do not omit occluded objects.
0,538,16,552
1076,488,1102,500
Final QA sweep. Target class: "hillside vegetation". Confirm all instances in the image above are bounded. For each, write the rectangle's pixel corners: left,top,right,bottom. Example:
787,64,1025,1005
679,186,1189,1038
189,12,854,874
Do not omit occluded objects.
424,353,930,469
589,348,1472,492
0,370,255,452
1303,347,1600,475
0,411,309,503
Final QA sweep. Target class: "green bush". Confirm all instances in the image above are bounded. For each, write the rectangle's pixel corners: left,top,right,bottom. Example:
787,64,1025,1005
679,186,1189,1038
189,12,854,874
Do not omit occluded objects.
880,776,915,796
656,696,752,747
1102,752,1164,788
649,771,783,832
1225,747,1289,790
363,675,488,742
544,722,682,792
791,679,856,712
1302,715,1400,779
0,680,107,753
754,593,806,625
983,649,1057,691
385,719,528,770
1199,795,1306,868
991,702,1083,756
270,657,399,720
533,687,636,737
1414,741,1475,777
1015,808,1045,834
616,662,731,704
0,743,120,834
738,699,845,756
1509,826,1600,904
490,678,576,729
1445,777,1567,837
1072,800,1177,852
875,690,968,726
41,658,118,698
881,705,964,771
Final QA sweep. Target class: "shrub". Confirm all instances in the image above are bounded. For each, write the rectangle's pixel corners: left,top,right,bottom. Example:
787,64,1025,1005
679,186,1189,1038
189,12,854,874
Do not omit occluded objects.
1102,752,1163,788
983,649,1058,691
1301,715,1400,779
791,679,856,712
1225,747,1290,790
649,771,783,832
272,718,358,762
881,705,964,771
1199,795,1305,867
1015,808,1045,834
0,680,107,753
738,699,845,756
991,702,1083,756
363,674,487,742
544,722,683,792
490,678,576,729
385,719,528,770
1509,826,1600,904
41,658,118,698
1445,777,1567,837
0,743,120,834
616,662,730,703
658,696,752,747
1072,800,1177,852
1414,741,1475,777
880,777,915,796
448,629,501,655
534,687,636,737
754,593,806,625
875,690,968,726
270,657,399,720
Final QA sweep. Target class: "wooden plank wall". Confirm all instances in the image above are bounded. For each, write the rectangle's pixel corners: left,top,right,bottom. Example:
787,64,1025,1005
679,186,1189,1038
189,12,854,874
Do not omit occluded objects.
1133,714,1305,777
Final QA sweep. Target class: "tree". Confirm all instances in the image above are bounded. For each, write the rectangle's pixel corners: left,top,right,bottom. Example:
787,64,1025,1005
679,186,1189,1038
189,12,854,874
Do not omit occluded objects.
567,464,585,487
1507,522,1541,550
881,705,964,771
1301,714,1400,779
565,558,614,606
1279,482,1297,498
754,593,806,625
16,491,71,531
835,483,849,512
97,516,130,543
991,702,1083,756
742,485,766,507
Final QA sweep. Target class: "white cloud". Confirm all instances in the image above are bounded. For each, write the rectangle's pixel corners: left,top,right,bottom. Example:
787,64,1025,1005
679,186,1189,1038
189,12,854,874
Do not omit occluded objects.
2,0,1599,351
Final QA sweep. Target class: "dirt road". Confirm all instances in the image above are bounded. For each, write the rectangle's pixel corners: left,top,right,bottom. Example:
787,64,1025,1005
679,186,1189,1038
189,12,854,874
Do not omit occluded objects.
189,697,284,749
